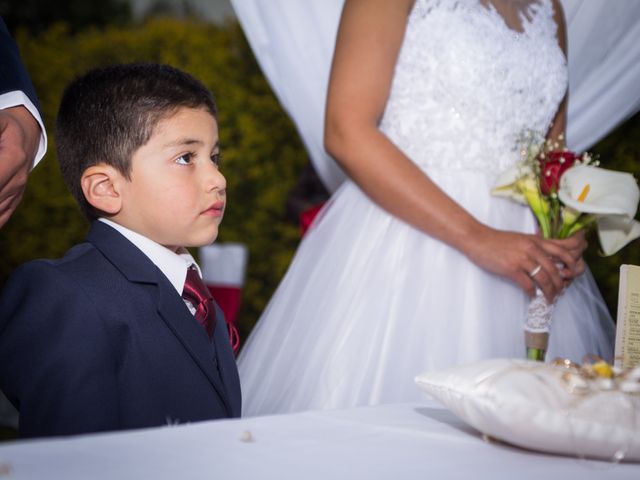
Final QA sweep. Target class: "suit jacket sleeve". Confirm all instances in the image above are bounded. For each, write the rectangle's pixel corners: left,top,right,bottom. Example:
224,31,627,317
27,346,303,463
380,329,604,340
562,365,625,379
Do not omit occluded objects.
0,16,41,112
0,261,120,437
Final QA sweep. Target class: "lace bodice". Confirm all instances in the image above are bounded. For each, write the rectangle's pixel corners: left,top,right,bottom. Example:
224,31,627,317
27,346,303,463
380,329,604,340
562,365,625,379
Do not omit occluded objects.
380,0,568,173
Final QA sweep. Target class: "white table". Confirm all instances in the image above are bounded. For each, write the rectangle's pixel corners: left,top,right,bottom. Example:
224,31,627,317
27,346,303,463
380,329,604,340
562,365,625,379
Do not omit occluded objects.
0,401,637,479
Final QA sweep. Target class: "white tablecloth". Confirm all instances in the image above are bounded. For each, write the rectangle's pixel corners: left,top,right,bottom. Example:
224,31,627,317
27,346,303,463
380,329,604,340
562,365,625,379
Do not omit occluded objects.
0,400,637,479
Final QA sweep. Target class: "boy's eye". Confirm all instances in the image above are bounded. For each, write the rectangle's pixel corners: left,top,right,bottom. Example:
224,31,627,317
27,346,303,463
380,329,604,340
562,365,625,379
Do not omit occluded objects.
211,152,221,166
176,153,193,165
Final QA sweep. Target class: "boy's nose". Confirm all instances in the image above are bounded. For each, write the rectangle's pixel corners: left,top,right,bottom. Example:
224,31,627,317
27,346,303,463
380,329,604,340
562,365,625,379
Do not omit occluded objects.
204,163,226,192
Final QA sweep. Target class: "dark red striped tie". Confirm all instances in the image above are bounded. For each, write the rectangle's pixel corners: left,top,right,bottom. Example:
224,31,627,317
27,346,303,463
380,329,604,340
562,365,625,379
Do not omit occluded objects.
182,267,216,338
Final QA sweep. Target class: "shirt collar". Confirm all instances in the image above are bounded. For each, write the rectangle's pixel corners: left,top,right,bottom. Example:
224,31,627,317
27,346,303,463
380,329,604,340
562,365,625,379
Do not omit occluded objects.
98,218,200,294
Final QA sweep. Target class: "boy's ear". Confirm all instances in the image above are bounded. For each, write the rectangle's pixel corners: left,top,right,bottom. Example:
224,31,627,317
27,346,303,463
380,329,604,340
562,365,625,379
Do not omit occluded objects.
81,164,123,216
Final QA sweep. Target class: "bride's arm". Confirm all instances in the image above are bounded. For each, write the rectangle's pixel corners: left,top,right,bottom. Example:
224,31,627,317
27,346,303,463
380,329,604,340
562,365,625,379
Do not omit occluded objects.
324,0,577,302
548,0,568,143
545,0,587,277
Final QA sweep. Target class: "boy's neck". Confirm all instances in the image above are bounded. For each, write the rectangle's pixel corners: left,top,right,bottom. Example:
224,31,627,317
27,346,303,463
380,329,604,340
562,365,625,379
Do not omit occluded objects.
98,218,185,254
97,218,198,295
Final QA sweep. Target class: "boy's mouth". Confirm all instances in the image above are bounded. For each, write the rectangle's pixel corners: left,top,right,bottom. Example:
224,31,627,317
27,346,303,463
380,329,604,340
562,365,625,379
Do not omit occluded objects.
202,201,225,217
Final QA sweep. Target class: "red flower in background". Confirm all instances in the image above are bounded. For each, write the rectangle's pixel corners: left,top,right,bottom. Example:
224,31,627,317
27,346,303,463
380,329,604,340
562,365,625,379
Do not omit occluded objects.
538,150,581,195
299,202,326,236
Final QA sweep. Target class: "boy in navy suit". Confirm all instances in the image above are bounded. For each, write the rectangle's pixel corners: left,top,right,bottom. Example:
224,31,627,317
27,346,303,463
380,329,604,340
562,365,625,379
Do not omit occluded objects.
0,63,241,438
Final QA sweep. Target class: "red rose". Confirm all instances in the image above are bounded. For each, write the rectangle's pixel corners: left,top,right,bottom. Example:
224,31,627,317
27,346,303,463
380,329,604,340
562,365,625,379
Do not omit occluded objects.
538,150,580,195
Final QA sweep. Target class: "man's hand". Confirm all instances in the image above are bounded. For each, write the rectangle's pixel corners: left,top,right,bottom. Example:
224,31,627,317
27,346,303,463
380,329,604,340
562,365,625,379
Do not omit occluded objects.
0,105,40,228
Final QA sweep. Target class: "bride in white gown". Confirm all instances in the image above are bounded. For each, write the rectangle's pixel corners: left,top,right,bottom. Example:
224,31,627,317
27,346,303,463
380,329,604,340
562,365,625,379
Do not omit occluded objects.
238,0,615,416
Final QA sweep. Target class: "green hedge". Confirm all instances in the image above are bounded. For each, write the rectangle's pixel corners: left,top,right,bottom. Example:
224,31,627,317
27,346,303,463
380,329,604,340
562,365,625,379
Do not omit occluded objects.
1,17,638,344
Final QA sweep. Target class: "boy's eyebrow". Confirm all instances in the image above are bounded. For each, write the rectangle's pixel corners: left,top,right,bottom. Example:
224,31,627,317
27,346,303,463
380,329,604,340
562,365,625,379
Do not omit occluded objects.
163,138,220,149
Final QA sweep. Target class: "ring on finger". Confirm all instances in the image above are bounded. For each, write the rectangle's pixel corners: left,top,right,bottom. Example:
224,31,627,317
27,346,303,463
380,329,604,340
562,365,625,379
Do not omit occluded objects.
528,264,542,278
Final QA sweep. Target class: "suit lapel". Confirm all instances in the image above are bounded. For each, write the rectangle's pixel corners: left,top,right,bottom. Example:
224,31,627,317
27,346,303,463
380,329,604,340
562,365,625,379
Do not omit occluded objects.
155,281,232,415
87,221,233,416
210,302,241,417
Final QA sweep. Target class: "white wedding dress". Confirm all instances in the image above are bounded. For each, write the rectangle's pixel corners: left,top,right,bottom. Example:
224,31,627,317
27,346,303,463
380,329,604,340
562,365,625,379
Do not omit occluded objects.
238,0,615,416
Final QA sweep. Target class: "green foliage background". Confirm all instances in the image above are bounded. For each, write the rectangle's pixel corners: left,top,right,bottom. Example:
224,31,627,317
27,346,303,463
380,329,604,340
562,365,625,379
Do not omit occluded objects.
0,16,639,345
0,18,307,341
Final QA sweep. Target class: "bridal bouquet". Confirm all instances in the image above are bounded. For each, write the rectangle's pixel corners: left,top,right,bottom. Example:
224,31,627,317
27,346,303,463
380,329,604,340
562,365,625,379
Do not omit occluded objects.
492,132,640,360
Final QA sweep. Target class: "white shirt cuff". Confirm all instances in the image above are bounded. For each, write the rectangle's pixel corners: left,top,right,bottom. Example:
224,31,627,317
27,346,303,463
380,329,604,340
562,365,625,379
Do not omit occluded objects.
0,90,48,169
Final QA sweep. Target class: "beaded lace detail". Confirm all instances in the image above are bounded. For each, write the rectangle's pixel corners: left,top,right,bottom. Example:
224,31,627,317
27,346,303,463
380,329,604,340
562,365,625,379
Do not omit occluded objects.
380,0,568,174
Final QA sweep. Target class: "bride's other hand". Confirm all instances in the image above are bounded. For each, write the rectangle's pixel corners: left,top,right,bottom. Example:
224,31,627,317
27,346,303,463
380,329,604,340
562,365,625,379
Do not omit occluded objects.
548,230,587,290
548,230,587,275
466,226,580,302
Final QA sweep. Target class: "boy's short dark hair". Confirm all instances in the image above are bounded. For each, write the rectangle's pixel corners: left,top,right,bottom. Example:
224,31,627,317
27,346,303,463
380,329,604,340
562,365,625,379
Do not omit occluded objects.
55,63,218,220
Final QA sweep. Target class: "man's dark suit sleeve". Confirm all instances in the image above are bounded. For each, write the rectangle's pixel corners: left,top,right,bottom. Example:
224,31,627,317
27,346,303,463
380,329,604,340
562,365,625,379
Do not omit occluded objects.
0,16,40,111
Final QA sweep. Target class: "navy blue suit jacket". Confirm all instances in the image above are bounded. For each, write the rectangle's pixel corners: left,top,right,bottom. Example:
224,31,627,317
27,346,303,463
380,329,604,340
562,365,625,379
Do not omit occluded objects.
0,17,40,110
0,221,241,438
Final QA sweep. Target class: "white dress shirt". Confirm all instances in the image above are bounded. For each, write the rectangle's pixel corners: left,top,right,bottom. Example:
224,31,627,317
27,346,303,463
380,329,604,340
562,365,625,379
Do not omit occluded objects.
98,218,202,313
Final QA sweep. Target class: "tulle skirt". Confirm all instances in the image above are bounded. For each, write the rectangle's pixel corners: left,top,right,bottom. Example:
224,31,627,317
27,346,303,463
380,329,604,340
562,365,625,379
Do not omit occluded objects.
238,168,615,416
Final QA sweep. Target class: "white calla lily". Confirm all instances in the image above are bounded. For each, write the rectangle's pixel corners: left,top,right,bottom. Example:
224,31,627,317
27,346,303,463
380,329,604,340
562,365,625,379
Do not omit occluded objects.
558,165,640,255
491,161,534,204
597,216,640,256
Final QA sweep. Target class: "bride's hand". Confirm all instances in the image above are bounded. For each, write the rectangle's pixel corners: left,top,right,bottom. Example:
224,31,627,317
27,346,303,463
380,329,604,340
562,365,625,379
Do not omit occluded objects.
465,227,581,303
548,229,587,286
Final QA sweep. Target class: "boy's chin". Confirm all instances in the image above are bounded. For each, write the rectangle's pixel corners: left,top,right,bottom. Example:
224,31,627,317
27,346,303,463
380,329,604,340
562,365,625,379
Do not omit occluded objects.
189,229,220,248
164,226,220,251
